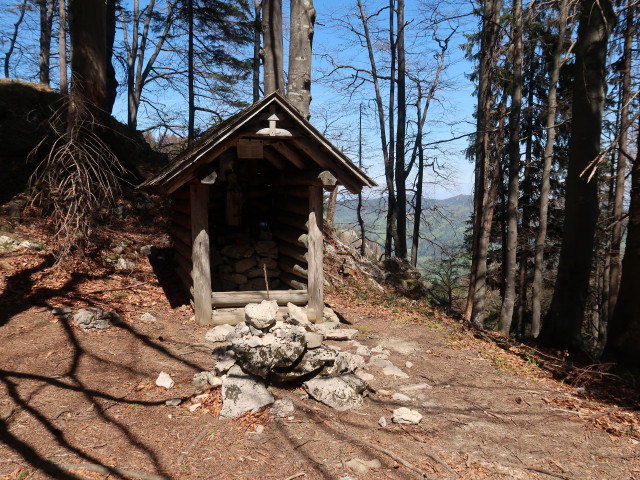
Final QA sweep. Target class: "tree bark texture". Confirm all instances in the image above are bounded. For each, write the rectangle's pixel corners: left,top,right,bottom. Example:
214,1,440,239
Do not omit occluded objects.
58,0,68,93
498,0,523,336
262,0,284,94
356,0,396,259
386,0,399,258
105,0,117,113
394,0,407,259
69,0,108,112
531,0,569,338
39,0,54,85
465,0,502,325
287,0,315,118
253,0,261,102
540,0,615,351
608,2,634,321
606,118,640,367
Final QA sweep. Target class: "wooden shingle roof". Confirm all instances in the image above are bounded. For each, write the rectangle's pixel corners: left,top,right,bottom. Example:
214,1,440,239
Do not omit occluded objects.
139,92,376,194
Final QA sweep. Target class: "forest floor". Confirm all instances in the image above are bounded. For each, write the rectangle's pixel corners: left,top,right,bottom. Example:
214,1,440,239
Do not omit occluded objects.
1,207,639,480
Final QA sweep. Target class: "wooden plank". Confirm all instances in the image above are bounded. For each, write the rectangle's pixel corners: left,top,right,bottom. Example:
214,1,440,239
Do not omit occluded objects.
272,224,308,248
307,185,324,320
171,186,190,200
173,201,190,215
171,224,191,247
279,243,308,263
276,199,308,216
191,183,213,326
279,257,308,279
211,290,308,308
281,272,307,290
172,213,191,230
274,213,307,230
174,237,191,262
270,141,308,169
263,147,287,170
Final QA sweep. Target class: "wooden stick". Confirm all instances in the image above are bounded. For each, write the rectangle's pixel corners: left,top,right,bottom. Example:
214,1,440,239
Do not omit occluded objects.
355,439,439,479
83,282,147,295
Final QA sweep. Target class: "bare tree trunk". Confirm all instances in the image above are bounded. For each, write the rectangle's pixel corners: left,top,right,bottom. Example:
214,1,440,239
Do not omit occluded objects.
411,136,424,267
253,0,261,102
69,0,107,112
39,0,54,85
357,103,366,256
356,0,395,259
531,0,569,338
465,0,502,325
606,116,640,367
498,0,523,336
608,2,634,320
105,0,117,113
4,0,28,78
394,0,407,259
262,0,284,94
287,0,315,118
187,0,194,144
540,0,615,351
386,0,398,258
58,0,68,94
325,188,338,230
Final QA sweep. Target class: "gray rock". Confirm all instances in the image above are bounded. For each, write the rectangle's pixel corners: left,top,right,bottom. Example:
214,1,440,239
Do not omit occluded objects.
322,352,365,377
270,347,335,382
255,241,278,257
74,308,120,332
287,303,312,327
355,371,375,382
271,397,295,418
346,458,381,475
392,393,412,402
115,257,136,271
368,355,392,368
220,365,274,418
19,240,43,251
303,374,368,411
322,328,359,341
383,364,409,378
322,307,341,323
140,245,157,257
205,324,235,343
235,258,256,273
378,416,387,427
244,300,279,329
231,273,248,285
355,344,371,356
221,244,255,259
156,371,175,389
258,257,278,269
304,331,324,349
165,398,182,406
391,407,422,424
399,383,432,392
140,312,156,322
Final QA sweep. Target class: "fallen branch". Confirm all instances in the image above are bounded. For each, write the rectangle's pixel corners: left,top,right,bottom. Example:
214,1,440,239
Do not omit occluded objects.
177,422,214,465
400,426,458,477
83,282,148,295
356,438,441,479
282,473,306,480
56,463,169,480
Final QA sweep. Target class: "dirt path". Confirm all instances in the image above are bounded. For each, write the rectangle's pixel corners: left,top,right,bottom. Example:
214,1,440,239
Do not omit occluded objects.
1,283,638,480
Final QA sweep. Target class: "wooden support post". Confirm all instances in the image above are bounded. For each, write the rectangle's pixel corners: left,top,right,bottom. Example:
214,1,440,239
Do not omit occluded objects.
307,185,324,322
191,183,212,325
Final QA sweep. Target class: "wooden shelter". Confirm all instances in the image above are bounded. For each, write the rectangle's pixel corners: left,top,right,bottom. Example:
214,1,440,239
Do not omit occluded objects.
140,92,376,325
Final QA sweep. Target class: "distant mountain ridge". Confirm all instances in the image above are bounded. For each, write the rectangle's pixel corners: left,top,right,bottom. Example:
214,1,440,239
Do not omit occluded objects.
333,194,472,265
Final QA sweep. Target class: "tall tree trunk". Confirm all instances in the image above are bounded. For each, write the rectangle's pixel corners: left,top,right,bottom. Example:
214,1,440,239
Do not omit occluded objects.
4,0,28,78
69,0,107,112
287,0,315,118
465,0,502,325
498,0,524,336
394,0,407,259
356,0,395,259
262,0,283,94
253,0,261,102
58,0,68,94
539,0,615,351
386,0,399,258
531,0,569,338
39,0,54,85
608,2,634,320
357,103,366,256
411,135,424,267
606,117,640,367
187,0,194,144
105,0,117,113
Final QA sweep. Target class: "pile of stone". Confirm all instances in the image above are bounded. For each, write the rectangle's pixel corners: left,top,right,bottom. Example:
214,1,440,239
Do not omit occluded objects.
212,241,281,291
199,300,368,417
